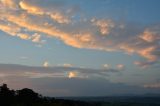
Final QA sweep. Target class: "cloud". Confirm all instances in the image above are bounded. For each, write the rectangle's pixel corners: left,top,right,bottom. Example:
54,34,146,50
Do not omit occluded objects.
19,0,70,24
91,18,114,35
139,29,160,43
19,0,44,15
17,33,30,40
68,71,77,78
103,64,125,70
0,64,158,96
103,64,110,68
0,0,18,9
50,12,70,24
0,21,21,36
134,61,158,69
116,64,125,70
24,72,64,78
43,61,49,67
138,46,157,61
0,17,43,42
144,83,160,89
0,64,120,80
63,63,73,67
31,33,42,43
0,0,159,67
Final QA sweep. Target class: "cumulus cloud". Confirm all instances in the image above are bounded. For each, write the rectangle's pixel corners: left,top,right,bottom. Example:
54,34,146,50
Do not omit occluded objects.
43,61,49,67
0,0,159,67
68,71,77,78
103,64,110,68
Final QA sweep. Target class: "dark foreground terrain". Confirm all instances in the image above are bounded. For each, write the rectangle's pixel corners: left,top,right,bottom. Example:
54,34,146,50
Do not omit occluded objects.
0,84,160,106
60,96,160,106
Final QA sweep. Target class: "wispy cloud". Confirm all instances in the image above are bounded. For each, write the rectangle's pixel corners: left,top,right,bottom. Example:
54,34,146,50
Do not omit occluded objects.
0,21,21,36
144,83,160,89
19,0,71,24
91,18,114,35
134,61,158,69
0,0,18,9
63,63,73,67
0,0,159,67
116,64,125,70
19,56,28,60
0,64,121,80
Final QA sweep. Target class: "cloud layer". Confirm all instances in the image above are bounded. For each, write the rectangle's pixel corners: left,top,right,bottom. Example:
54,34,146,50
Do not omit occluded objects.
0,64,159,96
0,0,159,67
0,64,120,79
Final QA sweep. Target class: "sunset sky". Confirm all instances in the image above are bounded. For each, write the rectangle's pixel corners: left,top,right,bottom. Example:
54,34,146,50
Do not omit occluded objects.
0,0,160,96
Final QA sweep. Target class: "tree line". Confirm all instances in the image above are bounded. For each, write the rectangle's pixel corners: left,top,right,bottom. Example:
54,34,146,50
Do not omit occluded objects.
0,84,99,106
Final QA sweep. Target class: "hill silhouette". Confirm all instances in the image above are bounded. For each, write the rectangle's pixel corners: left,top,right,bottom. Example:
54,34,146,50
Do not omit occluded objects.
0,83,97,106
1,84,160,106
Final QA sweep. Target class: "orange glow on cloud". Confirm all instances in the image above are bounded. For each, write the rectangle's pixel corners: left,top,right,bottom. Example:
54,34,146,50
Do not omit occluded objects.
0,0,159,68
68,71,77,78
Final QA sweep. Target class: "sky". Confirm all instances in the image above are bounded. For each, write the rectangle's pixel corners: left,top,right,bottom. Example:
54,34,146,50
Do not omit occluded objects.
0,0,160,96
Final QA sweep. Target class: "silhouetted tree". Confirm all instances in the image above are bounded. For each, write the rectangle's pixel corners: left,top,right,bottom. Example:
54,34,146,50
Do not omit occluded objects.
0,84,15,105
16,88,40,104
0,83,98,106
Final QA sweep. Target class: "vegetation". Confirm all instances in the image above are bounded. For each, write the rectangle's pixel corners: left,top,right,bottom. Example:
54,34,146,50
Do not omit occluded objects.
0,84,160,106
0,84,98,106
